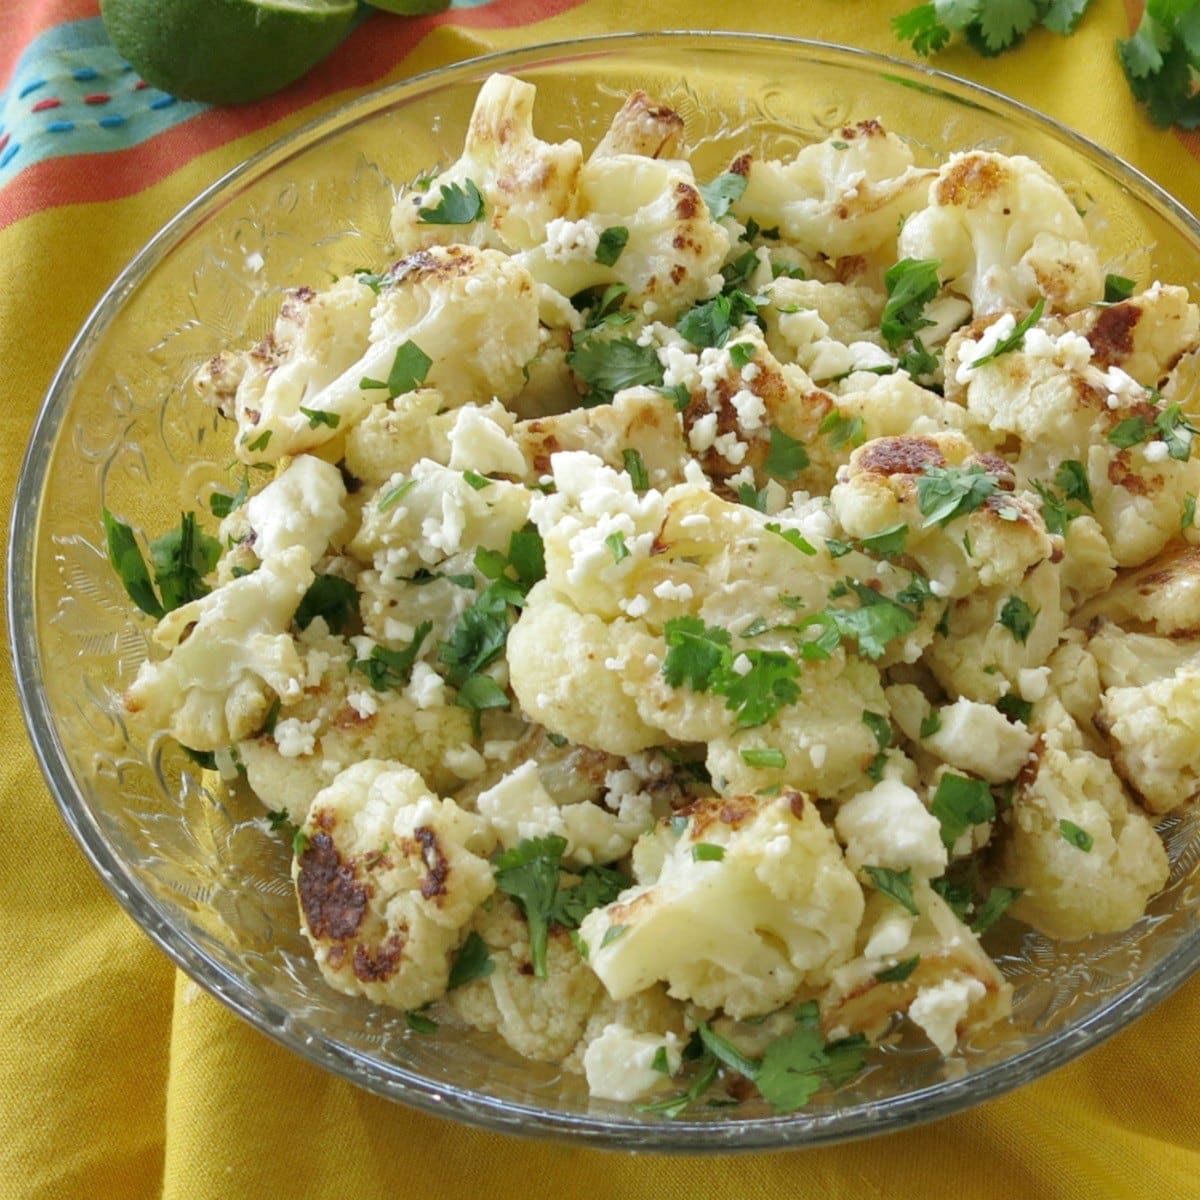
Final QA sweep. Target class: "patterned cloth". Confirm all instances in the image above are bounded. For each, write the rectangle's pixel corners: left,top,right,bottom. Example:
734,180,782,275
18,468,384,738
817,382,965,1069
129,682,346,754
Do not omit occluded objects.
4,2,1200,1198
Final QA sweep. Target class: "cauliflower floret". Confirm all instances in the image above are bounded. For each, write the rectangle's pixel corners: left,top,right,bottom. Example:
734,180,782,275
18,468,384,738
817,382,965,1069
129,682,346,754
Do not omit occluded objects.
1089,623,1200,690
835,373,974,443
235,623,476,824
583,1023,685,1103
448,894,604,1061
197,277,376,455
591,90,686,161
342,390,476,486
476,759,654,866
447,404,525,478
239,455,348,562
518,155,730,320
829,432,1055,598
350,460,530,572
834,777,948,878
919,697,1036,783
820,886,1011,1052
293,760,497,1010
1063,284,1200,388
898,151,1102,315
124,546,312,750
1097,666,1200,813
1058,515,1117,606
993,728,1169,939
1078,544,1200,636
390,74,582,255
925,561,1064,705
732,120,934,260
579,792,864,1019
507,584,662,755
761,278,887,382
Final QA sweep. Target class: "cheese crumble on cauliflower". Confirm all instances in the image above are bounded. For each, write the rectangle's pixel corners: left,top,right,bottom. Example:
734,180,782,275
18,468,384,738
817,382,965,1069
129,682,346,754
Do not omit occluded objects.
114,74,1200,1115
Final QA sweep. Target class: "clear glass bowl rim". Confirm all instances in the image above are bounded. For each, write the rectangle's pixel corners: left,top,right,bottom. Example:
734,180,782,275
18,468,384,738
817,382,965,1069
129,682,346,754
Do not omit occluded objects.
10,30,1200,1153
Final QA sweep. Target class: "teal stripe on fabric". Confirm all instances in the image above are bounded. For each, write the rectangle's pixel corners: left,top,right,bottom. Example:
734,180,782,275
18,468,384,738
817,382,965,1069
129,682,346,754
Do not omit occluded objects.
0,17,205,187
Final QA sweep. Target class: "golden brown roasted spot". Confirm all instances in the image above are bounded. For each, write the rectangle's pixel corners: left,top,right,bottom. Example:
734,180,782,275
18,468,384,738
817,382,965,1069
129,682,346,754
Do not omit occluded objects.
678,793,759,837
1088,303,1142,367
408,826,450,901
352,933,407,983
297,832,368,941
934,153,1006,207
859,435,946,477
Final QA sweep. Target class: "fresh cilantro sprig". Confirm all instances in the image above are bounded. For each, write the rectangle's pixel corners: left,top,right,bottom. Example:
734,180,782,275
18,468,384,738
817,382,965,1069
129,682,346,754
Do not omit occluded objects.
1118,1,1200,129
295,574,360,634
351,622,432,692
969,298,1046,369
566,334,665,406
698,172,749,220
103,510,221,619
676,290,763,349
881,257,941,350
417,179,485,224
863,866,920,916
917,463,999,527
894,1,1093,60
931,773,996,849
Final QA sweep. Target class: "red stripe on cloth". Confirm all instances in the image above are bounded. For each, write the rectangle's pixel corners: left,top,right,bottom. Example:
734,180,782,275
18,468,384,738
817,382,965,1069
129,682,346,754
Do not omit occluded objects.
0,0,588,231
0,0,101,90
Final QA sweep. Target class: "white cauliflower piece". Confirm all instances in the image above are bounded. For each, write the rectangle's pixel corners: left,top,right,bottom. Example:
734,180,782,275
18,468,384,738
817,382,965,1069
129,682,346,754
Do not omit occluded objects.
898,151,1102,315
733,120,934,259
834,777,947,878
124,546,312,750
820,886,1011,1051
341,390,476,486
390,74,582,254
476,759,654,866
448,895,604,1061
919,697,1036,783
1078,544,1200,636
579,792,864,1019
591,90,685,161
518,155,730,320
293,760,496,1010
242,455,348,562
994,728,1169,939
760,277,886,382
835,373,974,443
583,1023,684,1103
1097,666,1200,813
447,404,526,478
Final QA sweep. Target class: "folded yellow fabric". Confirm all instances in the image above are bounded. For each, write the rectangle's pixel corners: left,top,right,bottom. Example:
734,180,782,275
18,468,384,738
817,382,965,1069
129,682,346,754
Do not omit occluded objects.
4,2,1200,1198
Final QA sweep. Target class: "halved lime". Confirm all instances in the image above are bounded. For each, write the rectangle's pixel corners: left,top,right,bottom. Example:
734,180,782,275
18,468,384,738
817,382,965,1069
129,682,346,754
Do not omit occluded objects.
100,0,359,105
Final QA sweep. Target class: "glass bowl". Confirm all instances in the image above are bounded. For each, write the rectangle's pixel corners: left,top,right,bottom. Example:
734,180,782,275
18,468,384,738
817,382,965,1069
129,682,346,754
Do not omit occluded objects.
11,32,1200,1152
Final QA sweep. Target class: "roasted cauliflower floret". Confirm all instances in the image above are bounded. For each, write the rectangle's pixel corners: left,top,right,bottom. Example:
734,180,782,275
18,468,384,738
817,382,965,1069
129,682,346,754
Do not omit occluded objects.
124,545,312,750
519,155,730,320
1097,667,1200,813
830,431,1054,598
591,90,686,161
233,454,348,563
820,886,1011,1053
341,390,460,486
293,759,497,1010
390,73,582,255
834,777,948,878
1079,544,1200,636
732,121,934,260
448,894,604,1061
579,792,864,1019
898,151,1103,315
992,728,1169,939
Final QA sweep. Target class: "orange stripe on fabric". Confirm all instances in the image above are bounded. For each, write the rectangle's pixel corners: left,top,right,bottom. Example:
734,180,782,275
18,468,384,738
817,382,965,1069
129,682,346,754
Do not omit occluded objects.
0,0,589,231
0,0,101,88
1122,0,1200,163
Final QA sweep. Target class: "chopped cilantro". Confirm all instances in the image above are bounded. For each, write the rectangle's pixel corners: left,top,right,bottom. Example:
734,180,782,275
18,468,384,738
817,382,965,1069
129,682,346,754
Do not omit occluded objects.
417,178,484,224
493,836,567,979
969,297,1045,368
439,582,514,687
377,478,417,512
754,1005,868,1113
385,340,432,399
740,747,786,769
971,886,1023,934
676,290,762,349
102,510,165,618
865,752,888,783
567,334,665,406
896,571,933,610
622,448,649,492
763,426,809,481
713,649,801,727
916,463,999,527
864,866,919,915
104,510,221,619
1055,459,1093,509
595,225,630,267
819,410,867,450
692,842,727,862
1059,819,1094,852
697,172,748,220
351,623,432,692
737,482,769,512
662,616,733,691
507,525,547,592
600,924,628,948
721,249,760,289
605,532,630,563
997,693,1034,724
919,710,942,738
875,955,920,983
462,471,492,491
999,595,1038,644
455,674,510,714
1184,493,1197,533
209,473,250,519
657,382,692,411
931,773,995,848
771,261,806,280
298,406,339,430
246,429,272,453
765,522,817,556
857,523,909,560
406,1009,438,1034
1108,414,1154,450
1031,478,1075,536
1104,273,1136,303
295,573,359,634
651,1047,671,1074
729,342,756,369
816,578,918,660
447,931,495,990
862,710,892,750
1156,404,1199,461
881,257,940,351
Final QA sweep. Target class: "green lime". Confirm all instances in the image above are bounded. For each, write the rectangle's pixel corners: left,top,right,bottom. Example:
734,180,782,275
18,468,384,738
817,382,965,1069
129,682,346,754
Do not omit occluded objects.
99,0,359,105
365,0,451,11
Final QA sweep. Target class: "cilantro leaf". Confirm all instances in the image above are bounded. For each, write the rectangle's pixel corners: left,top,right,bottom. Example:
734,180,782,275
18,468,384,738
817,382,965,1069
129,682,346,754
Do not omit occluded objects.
299,406,339,430
1184,492,1197,533
1059,819,1094,851
1156,404,1199,461
1042,0,1091,35
418,179,485,224
976,0,1040,54
1108,414,1154,450
857,523,909,560
493,835,568,979
438,582,514,687
692,842,727,862
917,463,999,527
755,1008,868,1113
740,747,786,769
209,473,250,520
881,258,940,350
147,512,222,613
971,885,1023,934
698,172,748,220
819,410,866,450
605,532,630,563
999,595,1038,644
892,3,954,55
662,616,732,691
997,693,1033,724
875,955,920,983
507,525,546,592
622,448,649,492
567,335,665,406
864,866,920,915
351,622,432,692
819,579,918,660
677,291,761,349
1103,273,1136,303
765,522,817,556
1055,459,1094,510
455,674,510,714
862,710,892,750
763,426,810,481
385,340,432,398
931,773,996,848
712,649,801,727
595,225,629,267
969,297,1045,367
550,864,629,929
447,931,495,990
103,509,164,618
919,710,942,738
294,573,359,634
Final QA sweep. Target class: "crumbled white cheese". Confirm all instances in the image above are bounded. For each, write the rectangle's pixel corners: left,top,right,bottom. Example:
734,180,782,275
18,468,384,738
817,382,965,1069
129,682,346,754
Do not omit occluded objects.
652,580,694,602
542,217,601,263
274,717,320,759
908,976,985,1055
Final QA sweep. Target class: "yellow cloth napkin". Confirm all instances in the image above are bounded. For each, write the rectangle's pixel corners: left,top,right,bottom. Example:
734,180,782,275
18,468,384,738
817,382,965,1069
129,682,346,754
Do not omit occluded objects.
4,2,1200,1196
